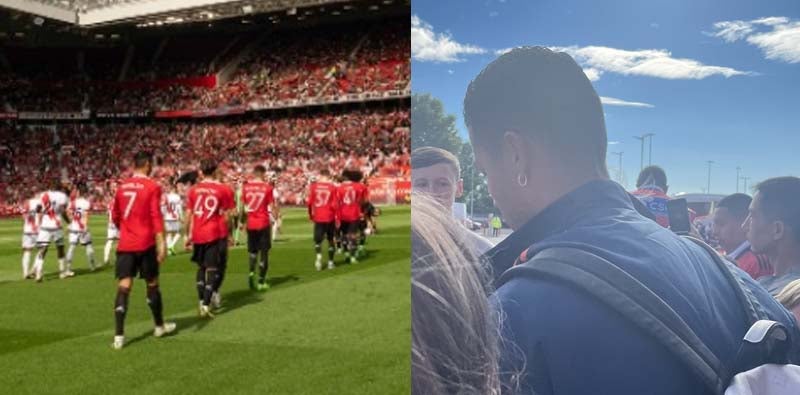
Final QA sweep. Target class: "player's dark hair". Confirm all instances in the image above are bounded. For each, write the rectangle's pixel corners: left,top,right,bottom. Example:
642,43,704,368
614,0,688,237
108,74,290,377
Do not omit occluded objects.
411,147,461,177
717,193,752,222
463,46,608,177
133,151,152,169
348,170,364,182
319,169,330,177
200,159,219,176
254,165,267,175
754,176,800,242
636,165,668,190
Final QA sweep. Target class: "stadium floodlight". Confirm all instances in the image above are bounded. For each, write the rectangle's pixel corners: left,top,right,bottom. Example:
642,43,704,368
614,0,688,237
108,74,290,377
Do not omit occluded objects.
287,7,297,15
242,5,253,14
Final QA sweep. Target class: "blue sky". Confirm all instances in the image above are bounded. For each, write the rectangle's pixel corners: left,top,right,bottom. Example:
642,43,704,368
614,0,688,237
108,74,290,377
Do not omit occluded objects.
411,0,800,195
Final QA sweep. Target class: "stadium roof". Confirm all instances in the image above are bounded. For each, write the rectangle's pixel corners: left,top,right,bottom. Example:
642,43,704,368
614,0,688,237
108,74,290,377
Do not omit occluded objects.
0,0,389,27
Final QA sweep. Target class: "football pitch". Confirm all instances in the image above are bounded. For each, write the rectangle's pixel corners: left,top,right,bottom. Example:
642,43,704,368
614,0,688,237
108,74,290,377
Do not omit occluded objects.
0,206,410,394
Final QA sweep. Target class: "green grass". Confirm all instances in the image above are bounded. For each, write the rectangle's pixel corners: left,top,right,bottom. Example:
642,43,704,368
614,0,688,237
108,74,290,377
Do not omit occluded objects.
0,206,410,394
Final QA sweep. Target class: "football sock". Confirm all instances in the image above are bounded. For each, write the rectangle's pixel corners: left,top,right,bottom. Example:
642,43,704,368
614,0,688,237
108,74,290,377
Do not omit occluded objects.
203,269,219,306
114,286,131,336
328,246,335,261
248,253,257,273
85,244,96,267
66,244,76,265
22,251,31,277
104,240,114,263
146,284,164,327
196,268,206,301
258,251,269,281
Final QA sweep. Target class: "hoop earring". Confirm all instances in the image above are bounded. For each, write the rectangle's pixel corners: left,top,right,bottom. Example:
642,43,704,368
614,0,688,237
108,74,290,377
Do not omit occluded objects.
517,173,528,187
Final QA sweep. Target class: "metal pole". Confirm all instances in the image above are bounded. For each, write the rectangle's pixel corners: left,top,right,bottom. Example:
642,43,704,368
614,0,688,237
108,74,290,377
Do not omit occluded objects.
644,133,655,166
742,177,750,193
706,160,714,194
611,152,623,183
469,165,474,218
634,135,645,171
736,166,741,193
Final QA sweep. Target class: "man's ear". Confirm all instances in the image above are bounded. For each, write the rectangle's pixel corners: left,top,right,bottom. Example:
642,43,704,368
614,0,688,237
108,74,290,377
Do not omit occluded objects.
774,220,785,242
456,179,464,198
503,130,531,176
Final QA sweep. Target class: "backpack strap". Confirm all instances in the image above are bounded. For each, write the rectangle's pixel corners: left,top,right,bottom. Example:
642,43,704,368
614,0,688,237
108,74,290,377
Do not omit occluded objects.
682,236,765,325
497,247,728,395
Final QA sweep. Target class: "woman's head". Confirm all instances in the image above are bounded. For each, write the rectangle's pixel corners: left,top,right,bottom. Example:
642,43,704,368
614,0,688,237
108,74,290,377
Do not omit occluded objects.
463,46,608,229
776,279,800,324
412,193,500,394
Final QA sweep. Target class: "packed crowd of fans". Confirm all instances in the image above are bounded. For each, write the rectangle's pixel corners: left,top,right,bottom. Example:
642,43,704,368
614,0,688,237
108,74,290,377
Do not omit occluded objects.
1,19,409,113
0,107,409,214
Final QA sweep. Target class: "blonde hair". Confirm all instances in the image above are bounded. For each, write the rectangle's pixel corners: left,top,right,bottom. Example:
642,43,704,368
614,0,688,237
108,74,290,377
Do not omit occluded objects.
776,279,800,310
411,193,501,394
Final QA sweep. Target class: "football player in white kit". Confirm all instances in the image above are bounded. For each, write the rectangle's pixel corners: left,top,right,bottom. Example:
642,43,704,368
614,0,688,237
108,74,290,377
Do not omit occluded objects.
21,197,42,279
66,185,96,273
269,175,282,242
162,184,183,256
32,181,71,282
104,183,120,267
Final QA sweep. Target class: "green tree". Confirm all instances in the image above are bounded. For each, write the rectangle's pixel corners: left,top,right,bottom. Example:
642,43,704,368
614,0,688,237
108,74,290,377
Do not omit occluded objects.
411,93,462,154
410,93,497,216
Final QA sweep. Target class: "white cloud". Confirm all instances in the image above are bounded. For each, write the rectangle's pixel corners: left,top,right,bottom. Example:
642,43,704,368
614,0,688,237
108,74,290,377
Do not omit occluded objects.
553,45,753,79
494,45,748,80
411,15,486,63
709,20,755,42
650,22,660,29
583,67,602,81
608,141,620,145
710,16,800,64
447,69,454,74
489,11,499,17
600,96,654,108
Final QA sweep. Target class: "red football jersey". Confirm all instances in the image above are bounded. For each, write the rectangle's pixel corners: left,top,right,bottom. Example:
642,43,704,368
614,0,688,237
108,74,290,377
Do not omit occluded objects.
187,181,235,245
307,182,338,223
112,176,165,252
243,180,274,230
337,182,367,222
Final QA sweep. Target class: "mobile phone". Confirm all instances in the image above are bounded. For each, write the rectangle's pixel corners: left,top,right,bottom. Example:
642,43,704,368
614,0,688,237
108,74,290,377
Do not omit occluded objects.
667,198,691,235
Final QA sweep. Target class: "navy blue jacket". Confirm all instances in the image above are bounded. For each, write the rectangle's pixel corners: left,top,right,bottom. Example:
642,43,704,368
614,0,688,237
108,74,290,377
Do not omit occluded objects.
485,179,799,395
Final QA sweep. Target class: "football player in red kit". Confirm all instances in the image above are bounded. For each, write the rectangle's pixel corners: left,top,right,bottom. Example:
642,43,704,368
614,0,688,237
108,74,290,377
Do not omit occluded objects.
186,159,236,318
111,151,175,350
307,169,338,271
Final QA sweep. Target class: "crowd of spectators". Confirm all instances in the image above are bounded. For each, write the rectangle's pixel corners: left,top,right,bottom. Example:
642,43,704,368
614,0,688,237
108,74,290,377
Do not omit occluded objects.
0,107,409,215
1,19,410,113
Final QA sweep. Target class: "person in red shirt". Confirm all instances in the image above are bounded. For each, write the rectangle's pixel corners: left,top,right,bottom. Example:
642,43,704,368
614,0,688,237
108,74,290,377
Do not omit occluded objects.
241,165,276,291
712,193,773,279
337,169,368,264
186,159,236,318
307,169,338,271
110,151,175,350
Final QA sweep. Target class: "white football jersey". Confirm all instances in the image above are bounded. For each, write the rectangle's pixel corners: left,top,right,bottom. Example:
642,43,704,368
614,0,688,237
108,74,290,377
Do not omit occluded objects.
23,198,41,234
69,197,91,232
38,191,68,230
107,202,118,231
162,192,182,221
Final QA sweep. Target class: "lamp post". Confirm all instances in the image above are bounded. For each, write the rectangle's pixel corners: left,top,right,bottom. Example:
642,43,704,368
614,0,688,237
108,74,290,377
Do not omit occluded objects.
611,151,624,183
706,160,714,194
736,166,741,193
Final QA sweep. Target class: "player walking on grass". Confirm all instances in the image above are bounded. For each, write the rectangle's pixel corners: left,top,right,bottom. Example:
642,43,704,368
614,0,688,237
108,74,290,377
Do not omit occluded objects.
241,165,276,291
308,169,338,271
186,159,236,318
104,197,119,267
111,151,175,350
66,185,96,272
337,170,368,264
32,181,71,282
162,184,183,256
21,196,41,279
